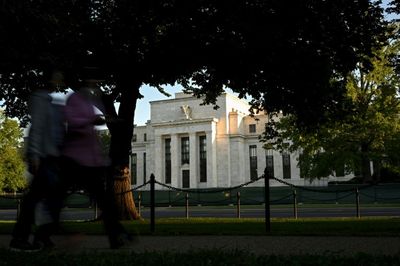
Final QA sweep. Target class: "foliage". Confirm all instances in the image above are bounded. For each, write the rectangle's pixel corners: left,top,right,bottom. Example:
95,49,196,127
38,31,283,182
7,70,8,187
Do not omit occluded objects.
387,1,400,20
176,0,389,128
0,112,26,192
262,33,400,182
96,129,111,158
0,1,390,129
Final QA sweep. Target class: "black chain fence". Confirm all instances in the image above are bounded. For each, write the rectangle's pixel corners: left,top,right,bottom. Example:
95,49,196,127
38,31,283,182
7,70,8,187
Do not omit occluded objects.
122,175,400,207
1,174,400,210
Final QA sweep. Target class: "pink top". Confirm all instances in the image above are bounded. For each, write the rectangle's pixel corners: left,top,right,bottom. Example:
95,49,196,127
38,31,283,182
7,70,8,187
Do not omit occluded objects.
62,92,107,167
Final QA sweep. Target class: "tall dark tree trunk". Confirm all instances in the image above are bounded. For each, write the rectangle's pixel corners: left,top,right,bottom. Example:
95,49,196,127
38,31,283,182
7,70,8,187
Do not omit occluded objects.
104,80,141,220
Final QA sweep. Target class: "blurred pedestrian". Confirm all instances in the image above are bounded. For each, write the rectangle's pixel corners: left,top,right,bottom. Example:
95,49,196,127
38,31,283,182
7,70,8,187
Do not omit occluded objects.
10,70,65,251
60,67,133,249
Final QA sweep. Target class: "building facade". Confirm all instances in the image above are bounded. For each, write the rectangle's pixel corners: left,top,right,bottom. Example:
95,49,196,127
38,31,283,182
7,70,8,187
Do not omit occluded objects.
131,92,352,189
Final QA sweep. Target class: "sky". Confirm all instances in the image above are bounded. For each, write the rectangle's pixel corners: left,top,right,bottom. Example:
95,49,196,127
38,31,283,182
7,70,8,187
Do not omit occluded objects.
134,85,238,126
134,84,184,125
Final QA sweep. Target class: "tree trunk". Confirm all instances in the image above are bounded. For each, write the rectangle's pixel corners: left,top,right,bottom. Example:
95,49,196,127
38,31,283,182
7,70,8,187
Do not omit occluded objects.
114,166,141,219
104,80,141,220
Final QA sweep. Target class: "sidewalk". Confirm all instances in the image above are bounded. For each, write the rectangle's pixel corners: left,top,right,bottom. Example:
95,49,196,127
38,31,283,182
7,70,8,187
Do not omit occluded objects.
1,235,399,255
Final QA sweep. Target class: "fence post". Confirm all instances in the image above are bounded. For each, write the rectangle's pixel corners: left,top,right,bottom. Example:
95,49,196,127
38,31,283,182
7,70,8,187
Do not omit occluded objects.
138,192,142,217
185,193,189,219
355,187,361,218
150,174,155,233
293,189,298,219
335,191,339,204
94,202,98,220
17,199,21,220
237,191,241,219
264,169,271,233
168,189,171,207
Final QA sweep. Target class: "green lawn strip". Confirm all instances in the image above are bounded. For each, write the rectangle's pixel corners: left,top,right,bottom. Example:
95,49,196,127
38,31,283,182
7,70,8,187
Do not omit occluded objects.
149,202,400,210
133,217,400,236
1,217,399,236
1,249,400,266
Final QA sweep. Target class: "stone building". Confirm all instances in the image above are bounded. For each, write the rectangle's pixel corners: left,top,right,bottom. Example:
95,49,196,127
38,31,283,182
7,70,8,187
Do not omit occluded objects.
131,92,351,189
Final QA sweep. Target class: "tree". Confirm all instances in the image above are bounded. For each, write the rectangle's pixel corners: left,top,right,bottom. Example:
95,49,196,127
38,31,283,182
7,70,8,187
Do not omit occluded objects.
262,33,400,183
0,111,26,192
388,1,400,19
0,1,389,217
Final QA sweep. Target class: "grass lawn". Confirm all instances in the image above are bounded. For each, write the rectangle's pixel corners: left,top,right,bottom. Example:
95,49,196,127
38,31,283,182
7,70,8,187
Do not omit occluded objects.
1,217,399,236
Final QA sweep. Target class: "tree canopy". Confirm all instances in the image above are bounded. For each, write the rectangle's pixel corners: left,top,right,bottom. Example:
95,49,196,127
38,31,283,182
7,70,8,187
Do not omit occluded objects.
0,0,391,128
0,111,26,192
262,32,400,182
0,1,395,166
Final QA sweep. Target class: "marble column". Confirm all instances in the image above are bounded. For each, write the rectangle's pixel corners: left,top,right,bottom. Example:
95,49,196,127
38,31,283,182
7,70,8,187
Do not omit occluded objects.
189,132,198,188
206,127,217,188
154,134,163,188
170,134,179,188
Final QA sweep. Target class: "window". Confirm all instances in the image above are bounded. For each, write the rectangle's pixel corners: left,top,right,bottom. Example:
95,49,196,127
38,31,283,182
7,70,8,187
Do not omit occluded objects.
181,137,190,164
265,150,274,178
144,133,147,142
165,138,171,184
199,135,207,182
249,145,258,180
282,153,291,179
249,124,256,133
143,152,147,183
132,134,137,142
131,153,137,185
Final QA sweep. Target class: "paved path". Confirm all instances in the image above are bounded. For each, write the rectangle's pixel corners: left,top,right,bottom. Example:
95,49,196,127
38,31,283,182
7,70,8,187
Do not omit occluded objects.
1,235,400,255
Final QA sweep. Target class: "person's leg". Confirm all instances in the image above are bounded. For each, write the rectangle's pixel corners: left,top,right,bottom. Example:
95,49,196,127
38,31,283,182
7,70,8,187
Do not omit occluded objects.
12,191,37,241
33,156,72,248
33,203,56,248
10,163,48,250
33,157,63,247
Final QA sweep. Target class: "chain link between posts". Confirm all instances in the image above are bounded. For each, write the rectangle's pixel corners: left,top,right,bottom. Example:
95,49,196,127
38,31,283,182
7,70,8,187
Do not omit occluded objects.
1,173,398,202
270,176,375,193
153,174,265,194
